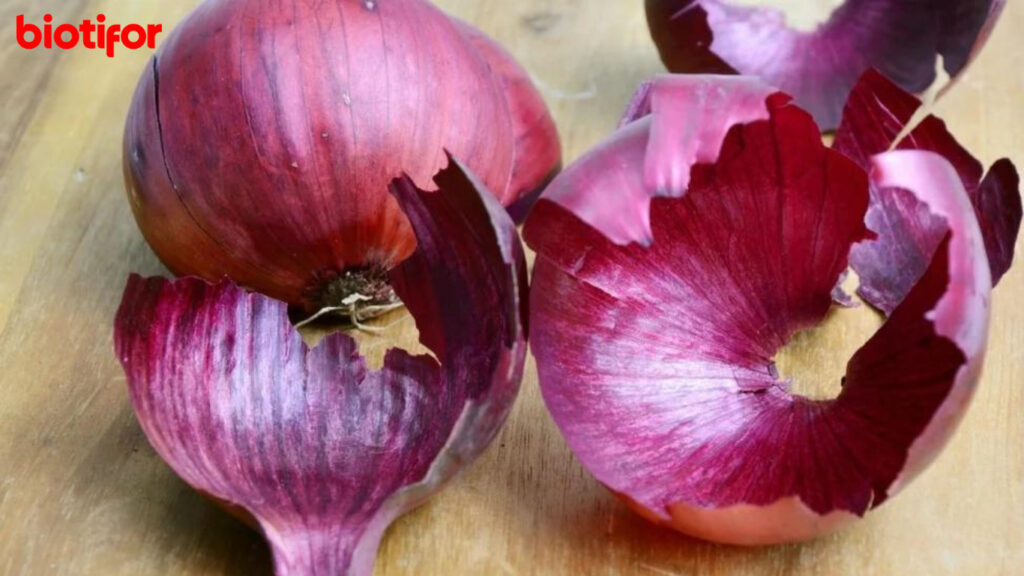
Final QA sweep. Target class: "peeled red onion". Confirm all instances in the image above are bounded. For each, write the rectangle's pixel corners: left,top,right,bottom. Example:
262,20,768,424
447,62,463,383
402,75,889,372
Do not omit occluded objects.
116,159,527,576
523,74,1019,545
645,0,1006,130
123,0,560,312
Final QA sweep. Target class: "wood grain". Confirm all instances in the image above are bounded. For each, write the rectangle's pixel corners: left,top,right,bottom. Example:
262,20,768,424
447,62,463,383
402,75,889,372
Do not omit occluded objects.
1,1,1021,575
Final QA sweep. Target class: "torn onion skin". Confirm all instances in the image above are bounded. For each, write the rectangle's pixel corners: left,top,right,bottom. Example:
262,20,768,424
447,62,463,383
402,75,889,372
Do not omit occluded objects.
835,69,1021,314
547,74,777,247
524,75,995,545
115,157,528,576
645,0,1007,130
123,0,559,312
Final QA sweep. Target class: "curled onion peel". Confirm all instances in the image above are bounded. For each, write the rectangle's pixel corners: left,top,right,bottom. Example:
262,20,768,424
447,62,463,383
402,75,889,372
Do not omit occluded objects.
645,0,1006,130
115,158,528,576
123,0,560,313
835,70,1021,314
524,74,1001,545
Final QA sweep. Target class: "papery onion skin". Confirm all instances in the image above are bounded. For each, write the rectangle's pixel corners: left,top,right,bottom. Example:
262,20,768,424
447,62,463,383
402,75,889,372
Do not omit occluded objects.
835,70,1021,314
524,75,993,545
115,157,528,576
123,0,559,311
645,0,1007,130
546,74,776,246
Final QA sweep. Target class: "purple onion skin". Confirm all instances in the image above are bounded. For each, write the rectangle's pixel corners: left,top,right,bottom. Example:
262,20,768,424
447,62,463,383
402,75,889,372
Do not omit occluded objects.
115,157,528,576
645,0,1007,130
835,70,1021,314
123,0,560,311
524,75,995,545
537,74,777,247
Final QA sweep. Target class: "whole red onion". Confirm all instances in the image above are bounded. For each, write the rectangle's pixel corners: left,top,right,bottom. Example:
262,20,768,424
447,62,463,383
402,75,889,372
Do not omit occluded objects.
123,0,560,312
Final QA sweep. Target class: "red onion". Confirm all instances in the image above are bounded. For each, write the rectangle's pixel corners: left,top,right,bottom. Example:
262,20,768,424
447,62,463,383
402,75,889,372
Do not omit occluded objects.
645,0,1006,130
123,0,560,313
523,74,1019,545
115,159,528,576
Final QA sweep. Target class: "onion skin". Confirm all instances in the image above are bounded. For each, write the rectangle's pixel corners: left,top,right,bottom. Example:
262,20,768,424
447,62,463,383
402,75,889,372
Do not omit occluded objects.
835,70,1021,314
645,0,1007,130
623,494,858,546
524,75,997,545
115,157,528,576
454,20,563,222
542,75,776,247
123,0,559,310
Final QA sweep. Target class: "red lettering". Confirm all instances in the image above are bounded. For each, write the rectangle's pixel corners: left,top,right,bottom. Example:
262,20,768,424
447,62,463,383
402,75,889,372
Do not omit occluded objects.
97,14,106,50
122,24,145,49
147,24,163,48
16,15,41,49
16,14,161,55
81,20,96,49
43,14,53,49
106,24,120,58
54,24,78,49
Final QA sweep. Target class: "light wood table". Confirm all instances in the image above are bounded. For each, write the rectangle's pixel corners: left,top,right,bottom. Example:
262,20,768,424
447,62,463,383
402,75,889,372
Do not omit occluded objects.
1,1,1021,574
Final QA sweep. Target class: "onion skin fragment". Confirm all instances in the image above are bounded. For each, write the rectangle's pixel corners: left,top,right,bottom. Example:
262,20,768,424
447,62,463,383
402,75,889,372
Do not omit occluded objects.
645,0,1007,130
834,70,1021,314
115,157,527,576
122,0,559,311
546,74,776,246
524,75,993,545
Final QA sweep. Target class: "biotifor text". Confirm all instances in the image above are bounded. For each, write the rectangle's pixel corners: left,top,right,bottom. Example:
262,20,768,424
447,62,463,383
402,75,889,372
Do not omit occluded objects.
16,14,162,58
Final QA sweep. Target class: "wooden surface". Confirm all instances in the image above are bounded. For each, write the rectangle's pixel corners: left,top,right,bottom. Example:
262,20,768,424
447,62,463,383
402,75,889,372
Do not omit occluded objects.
1,1,1022,575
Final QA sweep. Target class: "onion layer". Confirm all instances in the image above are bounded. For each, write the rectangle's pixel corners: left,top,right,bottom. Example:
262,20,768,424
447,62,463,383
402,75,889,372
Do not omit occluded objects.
835,70,1021,314
115,157,528,575
645,0,1006,130
524,74,1006,545
123,0,559,311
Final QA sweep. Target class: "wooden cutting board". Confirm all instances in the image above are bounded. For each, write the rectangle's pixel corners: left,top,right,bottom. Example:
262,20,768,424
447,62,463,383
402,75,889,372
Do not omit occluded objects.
1,1,1021,574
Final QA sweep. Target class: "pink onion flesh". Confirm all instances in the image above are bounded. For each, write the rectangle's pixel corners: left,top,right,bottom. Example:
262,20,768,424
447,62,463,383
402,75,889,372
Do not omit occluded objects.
523,73,1015,545
123,0,560,312
115,157,528,576
645,0,1006,130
